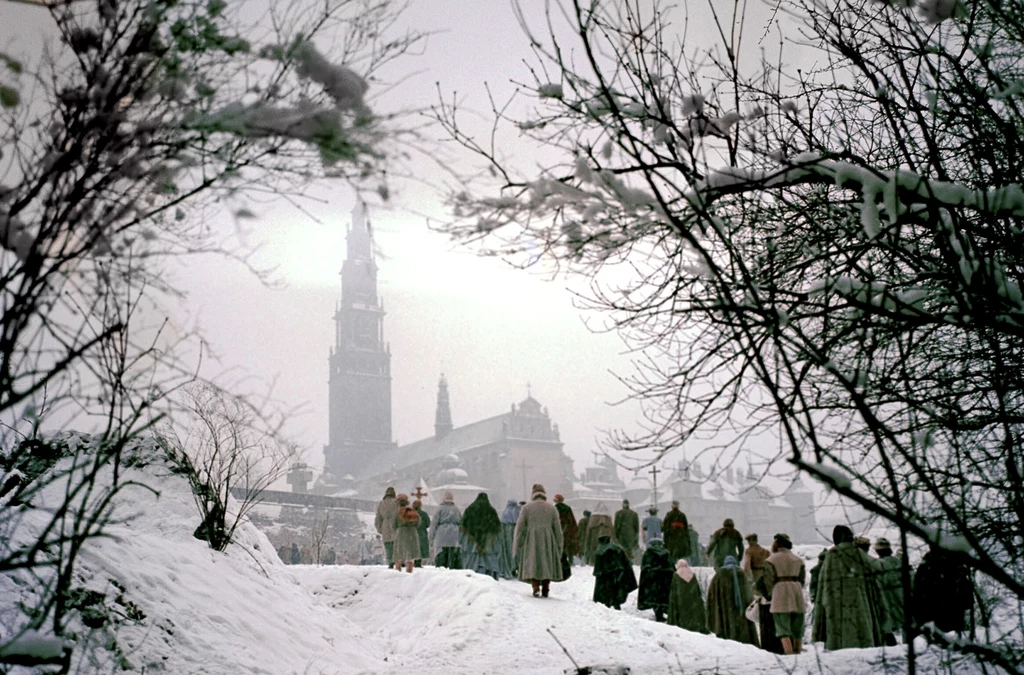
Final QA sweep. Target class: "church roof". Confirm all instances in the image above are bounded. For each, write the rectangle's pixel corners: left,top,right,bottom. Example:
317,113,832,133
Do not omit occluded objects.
355,412,511,479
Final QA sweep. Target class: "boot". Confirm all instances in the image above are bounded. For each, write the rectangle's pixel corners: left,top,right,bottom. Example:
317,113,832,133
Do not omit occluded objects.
414,560,422,568
655,609,665,623
541,580,550,598
531,580,541,597
405,561,414,573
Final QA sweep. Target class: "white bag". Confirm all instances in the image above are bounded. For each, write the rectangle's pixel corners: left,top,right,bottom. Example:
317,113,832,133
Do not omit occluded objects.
745,600,760,623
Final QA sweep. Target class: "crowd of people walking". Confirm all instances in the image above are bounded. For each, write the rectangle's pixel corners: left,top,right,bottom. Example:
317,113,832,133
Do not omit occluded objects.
368,487,974,654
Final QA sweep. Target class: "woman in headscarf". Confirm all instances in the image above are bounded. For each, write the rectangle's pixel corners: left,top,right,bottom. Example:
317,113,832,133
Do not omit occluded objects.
460,492,502,579
392,493,421,573
497,498,521,579
706,555,759,646
668,559,708,633
583,503,614,565
431,491,463,569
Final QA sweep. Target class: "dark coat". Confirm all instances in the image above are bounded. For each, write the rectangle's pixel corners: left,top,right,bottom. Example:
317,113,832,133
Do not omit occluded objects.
707,527,744,569
706,564,759,646
662,508,690,560
812,542,884,650
637,540,673,613
556,502,580,559
415,507,431,560
593,535,637,608
583,513,614,565
578,514,591,557
913,550,972,633
613,506,640,555
668,571,707,633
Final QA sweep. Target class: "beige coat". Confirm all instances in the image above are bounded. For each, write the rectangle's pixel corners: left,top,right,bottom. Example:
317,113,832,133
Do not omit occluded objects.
763,549,807,614
513,495,564,582
375,496,399,543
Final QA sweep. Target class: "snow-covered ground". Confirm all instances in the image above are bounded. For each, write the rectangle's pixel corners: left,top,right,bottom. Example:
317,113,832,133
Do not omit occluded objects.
0,464,992,674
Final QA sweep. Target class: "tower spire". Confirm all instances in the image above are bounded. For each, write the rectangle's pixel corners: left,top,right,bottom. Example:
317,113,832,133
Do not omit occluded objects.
435,373,453,439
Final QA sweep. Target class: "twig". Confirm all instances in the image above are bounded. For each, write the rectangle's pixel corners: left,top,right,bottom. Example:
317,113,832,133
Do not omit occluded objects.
547,627,582,672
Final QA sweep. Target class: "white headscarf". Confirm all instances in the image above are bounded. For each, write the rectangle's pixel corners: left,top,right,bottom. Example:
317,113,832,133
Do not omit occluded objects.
675,559,695,582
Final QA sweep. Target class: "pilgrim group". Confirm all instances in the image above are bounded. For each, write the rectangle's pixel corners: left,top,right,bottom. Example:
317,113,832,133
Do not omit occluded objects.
374,487,974,652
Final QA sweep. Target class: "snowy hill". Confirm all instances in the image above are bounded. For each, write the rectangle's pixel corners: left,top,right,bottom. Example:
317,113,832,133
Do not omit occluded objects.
0,464,985,674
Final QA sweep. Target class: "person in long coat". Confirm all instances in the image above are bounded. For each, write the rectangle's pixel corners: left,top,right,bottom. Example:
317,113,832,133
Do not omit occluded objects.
392,493,421,573
431,491,463,569
514,483,564,597
874,537,904,645
642,508,662,545
812,525,885,650
593,534,638,610
707,555,760,646
638,538,674,622
498,499,521,579
668,559,707,633
554,495,579,563
707,519,744,569
584,503,614,565
912,546,973,635
413,500,431,567
763,533,807,655
460,492,502,579
577,510,591,564
613,499,640,561
742,534,771,586
662,501,690,562
374,487,399,566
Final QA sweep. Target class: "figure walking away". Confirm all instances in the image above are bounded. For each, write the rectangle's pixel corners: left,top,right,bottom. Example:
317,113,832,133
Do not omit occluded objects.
707,555,759,646
460,492,502,579
913,545,973,635
593,534,638,610
584,504,614,565
763,533,806,655
498,498,521,579
668,559,707,633
392,493,420,573
707,518,744,570
642,507,662,545
614,499,640,561
554,495,579,566
638,538,673,622
413,499,431,567
662,501,689,562
577,510,592,565
514,484,564,597
431,491,462,569
812,525,885,650
374,487,399,567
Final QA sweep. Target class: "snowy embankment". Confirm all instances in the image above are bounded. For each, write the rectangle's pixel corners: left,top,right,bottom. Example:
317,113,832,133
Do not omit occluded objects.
0,465,980,674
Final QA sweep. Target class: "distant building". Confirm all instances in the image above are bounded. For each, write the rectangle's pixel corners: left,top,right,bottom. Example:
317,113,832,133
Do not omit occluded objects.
320,206,575,506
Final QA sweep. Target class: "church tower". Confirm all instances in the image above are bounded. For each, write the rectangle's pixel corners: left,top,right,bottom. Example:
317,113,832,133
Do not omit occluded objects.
323,203,395,483
434,374,453,439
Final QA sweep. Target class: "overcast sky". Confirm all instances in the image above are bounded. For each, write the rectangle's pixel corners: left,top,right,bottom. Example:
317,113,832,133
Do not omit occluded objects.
2,0,805,483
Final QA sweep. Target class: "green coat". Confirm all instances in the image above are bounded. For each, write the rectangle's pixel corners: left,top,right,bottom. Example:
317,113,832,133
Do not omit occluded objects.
593,536,637,608
614,507,640,554
812,542,885,650
637,540,673,613
876,554,904,633
668,573,707,633
706,565,759,646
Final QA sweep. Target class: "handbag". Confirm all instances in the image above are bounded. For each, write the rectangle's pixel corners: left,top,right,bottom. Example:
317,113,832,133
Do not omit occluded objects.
745,599,760,623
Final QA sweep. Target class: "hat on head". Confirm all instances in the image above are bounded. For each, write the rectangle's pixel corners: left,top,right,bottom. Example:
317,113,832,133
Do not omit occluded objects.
745,533,758,542
531,484,546,499
874,537,892,550
396,493,409,505
832,524,854,545
723,518,735,528
384,486,396,498
583,510,591,516
648,507,658,515
773,533,793,549
671,500,680,507
622,499,630,505
854,535,871,547
443,491,454,502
